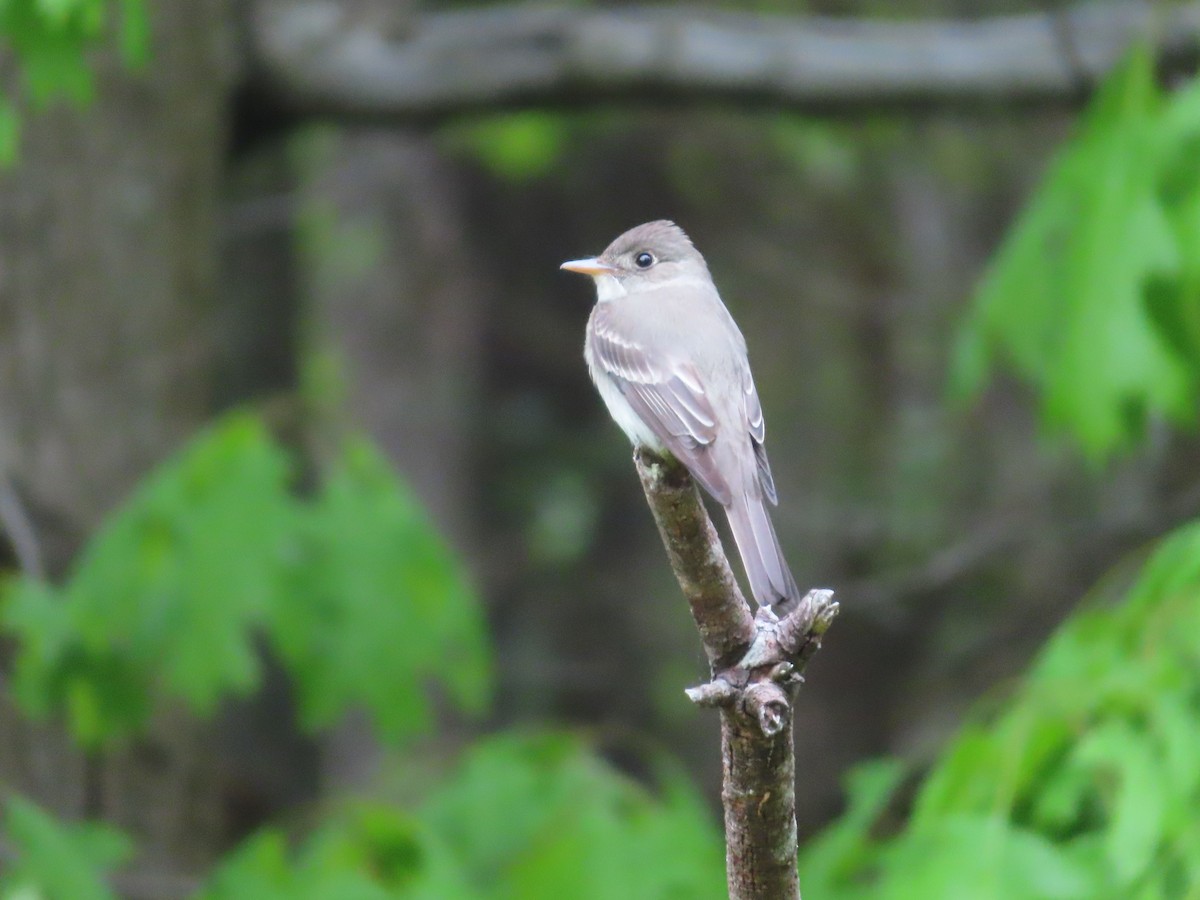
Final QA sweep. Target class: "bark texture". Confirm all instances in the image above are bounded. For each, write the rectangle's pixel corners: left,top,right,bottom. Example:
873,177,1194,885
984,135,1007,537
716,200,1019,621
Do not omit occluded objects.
722,714,799,900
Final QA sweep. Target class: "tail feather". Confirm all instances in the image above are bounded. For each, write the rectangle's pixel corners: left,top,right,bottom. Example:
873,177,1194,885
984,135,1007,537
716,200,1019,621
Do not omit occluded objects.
725,488,799,611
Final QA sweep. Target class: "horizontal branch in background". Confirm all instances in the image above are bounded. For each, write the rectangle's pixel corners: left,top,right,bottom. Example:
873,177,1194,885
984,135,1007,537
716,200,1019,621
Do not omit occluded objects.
248,0,1200,121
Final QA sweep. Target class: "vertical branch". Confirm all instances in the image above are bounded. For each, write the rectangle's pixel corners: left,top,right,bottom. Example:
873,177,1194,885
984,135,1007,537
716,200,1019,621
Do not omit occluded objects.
722,713,799,899
633,449,755,668
634,448,838,900
0,474,46,581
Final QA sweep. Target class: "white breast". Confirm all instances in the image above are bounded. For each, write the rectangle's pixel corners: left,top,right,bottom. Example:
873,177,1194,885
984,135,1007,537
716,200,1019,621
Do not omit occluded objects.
584,274,664,449
590,369,665,450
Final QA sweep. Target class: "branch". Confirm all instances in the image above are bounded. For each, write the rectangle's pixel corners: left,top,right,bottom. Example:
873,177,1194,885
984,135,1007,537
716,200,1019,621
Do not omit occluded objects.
634,448,838,900
634,449,755,668
247,1,1200,121
0,474,45,580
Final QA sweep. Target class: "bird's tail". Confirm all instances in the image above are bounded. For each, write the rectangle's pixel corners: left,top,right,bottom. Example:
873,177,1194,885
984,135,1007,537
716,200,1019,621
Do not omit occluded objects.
725,487,800,613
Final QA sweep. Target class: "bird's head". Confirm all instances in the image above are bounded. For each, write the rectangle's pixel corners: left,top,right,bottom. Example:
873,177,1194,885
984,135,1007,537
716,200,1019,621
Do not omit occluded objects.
561,220,708,298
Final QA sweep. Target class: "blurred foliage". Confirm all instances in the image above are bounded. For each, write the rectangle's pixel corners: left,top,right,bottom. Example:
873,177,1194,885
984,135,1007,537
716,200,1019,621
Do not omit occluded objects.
802,519,1200,898
202,732,724,900
770,116,860,189
0,412,489,746
197,808,475,900
419,732,723,898
954,49,1200,460
0,0,147,162
802,56,1200,899
441,111,569,183
0,734,725,900
273,438,488,742
0,795,131,900
296,195,387,298
525,469,599,566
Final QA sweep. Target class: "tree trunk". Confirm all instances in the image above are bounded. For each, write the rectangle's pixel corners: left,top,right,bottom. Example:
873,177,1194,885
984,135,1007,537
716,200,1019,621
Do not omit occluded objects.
0,0,236,883
297,127,489,790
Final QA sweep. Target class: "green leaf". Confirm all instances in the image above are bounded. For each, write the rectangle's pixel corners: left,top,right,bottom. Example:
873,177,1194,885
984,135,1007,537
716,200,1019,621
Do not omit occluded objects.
198,809,482,900
2,411,490,747
877,815,1094,900
6,2,99,107
1148,691,1200,803
422,731,725,899
34,0,81,26
907,728,1007,821
0,794,131,900
198,829,393,900
2,577,73,717
67,413,293,710
0,0,149,157
952,50,1198,460
799,759,906,895
1075,722,1168,886
803,515,1200,898
2,413,294,741
271,437,490,745
1151,77,1200,377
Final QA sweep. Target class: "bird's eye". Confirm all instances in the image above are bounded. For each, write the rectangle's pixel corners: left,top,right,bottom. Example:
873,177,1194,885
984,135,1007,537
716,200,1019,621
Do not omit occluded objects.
634,251,655,269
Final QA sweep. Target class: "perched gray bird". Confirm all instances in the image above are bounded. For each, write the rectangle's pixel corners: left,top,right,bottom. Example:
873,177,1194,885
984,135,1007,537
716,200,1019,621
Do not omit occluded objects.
562,220,799,612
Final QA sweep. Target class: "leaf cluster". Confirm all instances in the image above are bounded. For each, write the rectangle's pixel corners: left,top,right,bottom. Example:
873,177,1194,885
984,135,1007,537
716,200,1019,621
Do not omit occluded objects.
0,412,489,747
954,49,1200,460
201,732,725,900
0,796,131,900
1,733,726,900
0,0,147,161
803,520,1200,898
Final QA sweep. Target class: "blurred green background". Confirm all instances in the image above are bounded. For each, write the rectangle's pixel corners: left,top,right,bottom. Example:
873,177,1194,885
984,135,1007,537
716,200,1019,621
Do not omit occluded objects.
2,0,1200,897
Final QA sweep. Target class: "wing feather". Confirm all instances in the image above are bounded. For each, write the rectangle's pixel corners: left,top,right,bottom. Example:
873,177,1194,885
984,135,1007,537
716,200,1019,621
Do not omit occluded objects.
589,304,731,503
743,367,778,505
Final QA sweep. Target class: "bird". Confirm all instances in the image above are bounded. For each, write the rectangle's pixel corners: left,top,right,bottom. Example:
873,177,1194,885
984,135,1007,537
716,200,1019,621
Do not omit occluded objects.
561,220,799,613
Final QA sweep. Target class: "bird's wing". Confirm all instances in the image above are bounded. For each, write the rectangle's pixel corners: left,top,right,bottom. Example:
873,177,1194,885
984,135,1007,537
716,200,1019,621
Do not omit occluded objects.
588,302,731,504
742,367,778,505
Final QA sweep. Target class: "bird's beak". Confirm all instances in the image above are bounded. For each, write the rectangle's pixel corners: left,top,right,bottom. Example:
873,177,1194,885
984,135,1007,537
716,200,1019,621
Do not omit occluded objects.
560,257,617,277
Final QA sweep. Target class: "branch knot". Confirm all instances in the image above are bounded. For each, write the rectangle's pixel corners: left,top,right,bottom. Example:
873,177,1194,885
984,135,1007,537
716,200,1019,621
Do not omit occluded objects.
685,588,839,736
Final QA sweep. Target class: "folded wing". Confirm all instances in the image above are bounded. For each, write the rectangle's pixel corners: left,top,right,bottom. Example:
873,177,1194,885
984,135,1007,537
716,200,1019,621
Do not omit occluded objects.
743,368,777,505
588,304,731,505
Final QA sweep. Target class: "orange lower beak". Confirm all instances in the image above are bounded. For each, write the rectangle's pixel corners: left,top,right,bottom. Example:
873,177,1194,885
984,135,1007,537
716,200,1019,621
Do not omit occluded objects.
560,257,617,276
